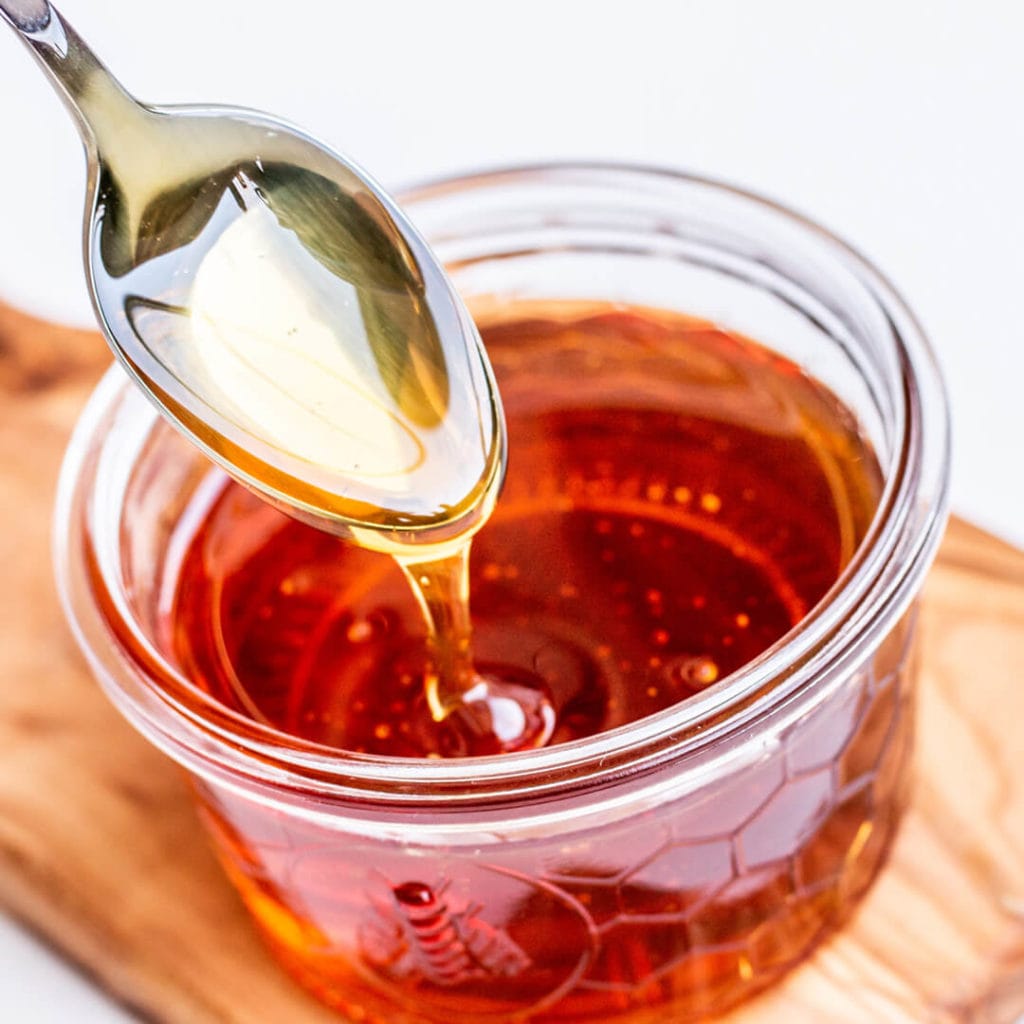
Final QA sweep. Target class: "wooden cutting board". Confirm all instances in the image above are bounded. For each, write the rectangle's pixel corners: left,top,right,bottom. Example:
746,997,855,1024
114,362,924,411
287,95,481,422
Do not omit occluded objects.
1,300,1023,1023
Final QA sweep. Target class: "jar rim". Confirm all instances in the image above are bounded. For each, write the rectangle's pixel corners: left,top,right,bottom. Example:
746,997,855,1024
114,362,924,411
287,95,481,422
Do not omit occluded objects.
54,161,951,806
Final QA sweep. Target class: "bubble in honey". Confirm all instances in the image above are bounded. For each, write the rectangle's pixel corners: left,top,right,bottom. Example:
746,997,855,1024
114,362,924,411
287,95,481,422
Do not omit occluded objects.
367,610,394,635
668,655,720,689
700,492,722,514
346,619,375,643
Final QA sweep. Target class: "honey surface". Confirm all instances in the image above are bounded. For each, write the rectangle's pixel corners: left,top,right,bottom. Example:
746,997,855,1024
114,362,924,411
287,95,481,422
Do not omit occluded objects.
170,304,881,753
171,305,909,1023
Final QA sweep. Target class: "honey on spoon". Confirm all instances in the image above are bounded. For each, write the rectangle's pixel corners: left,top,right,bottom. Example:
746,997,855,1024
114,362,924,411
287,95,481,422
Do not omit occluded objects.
0,0,555,753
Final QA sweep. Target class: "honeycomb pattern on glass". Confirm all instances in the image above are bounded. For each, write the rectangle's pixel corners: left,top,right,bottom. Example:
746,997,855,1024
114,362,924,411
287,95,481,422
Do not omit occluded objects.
195,612,916,1023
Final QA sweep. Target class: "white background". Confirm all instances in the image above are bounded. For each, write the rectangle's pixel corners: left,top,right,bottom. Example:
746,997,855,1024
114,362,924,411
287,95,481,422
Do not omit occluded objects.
1,1,1021,1019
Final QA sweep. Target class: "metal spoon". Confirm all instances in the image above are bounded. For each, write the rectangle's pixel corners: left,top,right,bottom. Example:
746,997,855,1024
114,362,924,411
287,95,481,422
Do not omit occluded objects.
1,1,556,754
0,0,505,558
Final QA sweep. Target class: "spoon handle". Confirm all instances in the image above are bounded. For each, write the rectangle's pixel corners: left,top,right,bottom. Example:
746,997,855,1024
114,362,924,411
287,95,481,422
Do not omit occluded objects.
0,0,141,151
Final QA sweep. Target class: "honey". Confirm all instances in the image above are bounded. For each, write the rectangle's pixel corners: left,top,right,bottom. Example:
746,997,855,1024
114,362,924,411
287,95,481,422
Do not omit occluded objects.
158,304,916,1021
171,304,880,755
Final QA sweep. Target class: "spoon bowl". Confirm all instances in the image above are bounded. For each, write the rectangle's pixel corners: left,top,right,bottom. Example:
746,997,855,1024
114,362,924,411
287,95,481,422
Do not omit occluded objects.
2,0,504,555
2,0,552,752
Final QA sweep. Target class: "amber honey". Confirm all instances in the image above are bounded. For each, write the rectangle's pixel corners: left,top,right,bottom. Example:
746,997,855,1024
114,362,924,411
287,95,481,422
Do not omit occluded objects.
161,303,915,1021
172,304,879,754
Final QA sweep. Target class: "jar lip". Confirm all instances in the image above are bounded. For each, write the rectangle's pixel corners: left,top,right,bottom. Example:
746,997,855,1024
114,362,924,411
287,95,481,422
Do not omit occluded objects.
55,161,951,803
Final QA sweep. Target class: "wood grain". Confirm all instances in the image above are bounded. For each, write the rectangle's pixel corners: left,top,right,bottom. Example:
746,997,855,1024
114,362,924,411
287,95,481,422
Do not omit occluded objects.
1,300,1022,1022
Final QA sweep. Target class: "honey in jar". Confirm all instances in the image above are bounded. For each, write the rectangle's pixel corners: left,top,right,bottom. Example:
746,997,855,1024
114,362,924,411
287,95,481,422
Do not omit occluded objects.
162,303,911,1021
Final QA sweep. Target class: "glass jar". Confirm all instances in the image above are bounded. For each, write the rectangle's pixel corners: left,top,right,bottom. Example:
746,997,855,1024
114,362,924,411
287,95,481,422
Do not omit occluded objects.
54,164,950,1023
